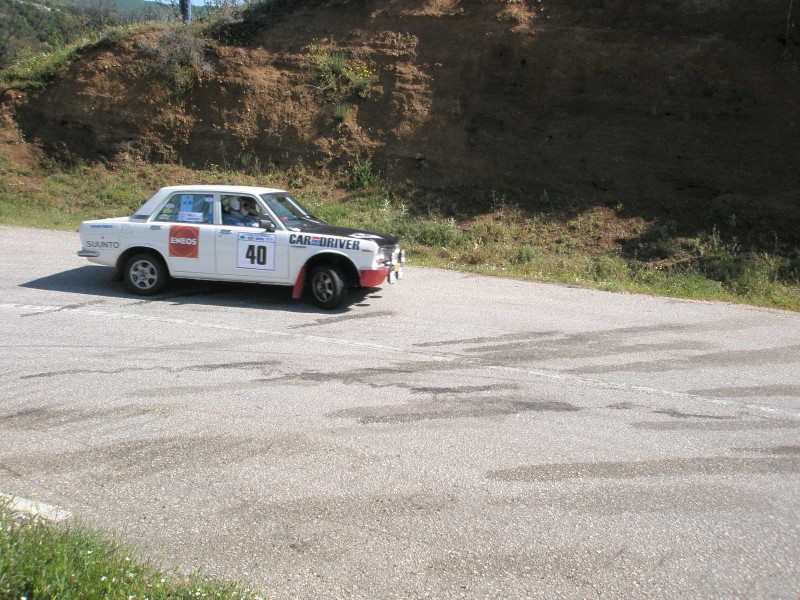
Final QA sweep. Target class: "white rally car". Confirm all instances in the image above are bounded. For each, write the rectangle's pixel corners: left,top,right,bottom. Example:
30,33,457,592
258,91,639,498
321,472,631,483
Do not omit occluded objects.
77,185,405,308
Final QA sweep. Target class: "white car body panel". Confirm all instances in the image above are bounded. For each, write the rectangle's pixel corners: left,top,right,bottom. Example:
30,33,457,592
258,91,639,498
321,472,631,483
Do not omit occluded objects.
77,185,405,305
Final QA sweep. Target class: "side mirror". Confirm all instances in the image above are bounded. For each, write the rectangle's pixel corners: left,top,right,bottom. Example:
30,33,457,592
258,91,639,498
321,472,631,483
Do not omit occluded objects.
260,219,276,232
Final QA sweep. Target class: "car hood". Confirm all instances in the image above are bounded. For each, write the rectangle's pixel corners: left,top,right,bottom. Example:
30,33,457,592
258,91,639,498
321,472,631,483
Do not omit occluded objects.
293,222,400,247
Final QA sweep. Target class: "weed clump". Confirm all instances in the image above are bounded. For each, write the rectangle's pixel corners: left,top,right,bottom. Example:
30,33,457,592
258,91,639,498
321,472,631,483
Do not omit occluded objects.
307,42,378,99
346,157,378,190
138,26,213,100
0,498,261,599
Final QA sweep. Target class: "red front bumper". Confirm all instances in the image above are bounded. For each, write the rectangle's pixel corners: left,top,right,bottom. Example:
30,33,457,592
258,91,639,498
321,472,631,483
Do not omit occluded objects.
360,268,389,287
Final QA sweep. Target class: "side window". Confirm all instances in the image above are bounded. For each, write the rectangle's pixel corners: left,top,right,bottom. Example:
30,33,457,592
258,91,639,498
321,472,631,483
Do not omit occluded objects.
154,194,215,224
221,195,266,227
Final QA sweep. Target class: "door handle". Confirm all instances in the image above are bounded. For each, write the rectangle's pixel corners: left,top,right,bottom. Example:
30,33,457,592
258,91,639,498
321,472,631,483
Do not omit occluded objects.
220,229,233,235
149,225,162,230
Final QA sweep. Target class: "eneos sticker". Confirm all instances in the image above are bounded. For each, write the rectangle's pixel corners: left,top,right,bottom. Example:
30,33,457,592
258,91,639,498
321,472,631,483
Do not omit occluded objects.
169,225,200,258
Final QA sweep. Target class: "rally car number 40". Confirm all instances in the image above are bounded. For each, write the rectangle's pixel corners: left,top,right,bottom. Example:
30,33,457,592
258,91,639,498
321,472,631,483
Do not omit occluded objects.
77,185,405,309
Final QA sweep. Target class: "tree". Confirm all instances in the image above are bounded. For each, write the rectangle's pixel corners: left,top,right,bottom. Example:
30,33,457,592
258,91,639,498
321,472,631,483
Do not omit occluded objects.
179,0,191,24
154,0,192,24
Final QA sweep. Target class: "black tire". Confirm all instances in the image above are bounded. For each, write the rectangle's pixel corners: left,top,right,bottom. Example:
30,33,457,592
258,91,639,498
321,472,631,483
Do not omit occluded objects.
123,253,169,296
309,264,345,309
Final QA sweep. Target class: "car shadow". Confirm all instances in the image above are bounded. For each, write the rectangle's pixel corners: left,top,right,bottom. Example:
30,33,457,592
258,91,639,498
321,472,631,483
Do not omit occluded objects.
20,266,382,314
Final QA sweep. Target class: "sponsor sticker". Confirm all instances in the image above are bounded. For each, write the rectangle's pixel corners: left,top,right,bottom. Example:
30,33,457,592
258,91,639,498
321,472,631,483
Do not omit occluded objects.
169,225,200,258
288,233,361,251
177,211,205,223
180,195,195,212
85,235,120,249
158,202,175,221
349,233,383,239
237,232,276,270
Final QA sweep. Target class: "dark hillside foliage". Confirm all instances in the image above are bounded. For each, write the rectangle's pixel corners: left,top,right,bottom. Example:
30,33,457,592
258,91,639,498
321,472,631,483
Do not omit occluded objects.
205,0,308,45
1,0,799,308
0,0,86,66
0,0,184,68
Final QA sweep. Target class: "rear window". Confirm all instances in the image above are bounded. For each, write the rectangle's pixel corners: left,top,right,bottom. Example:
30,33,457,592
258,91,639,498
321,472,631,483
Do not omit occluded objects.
154,194,215,224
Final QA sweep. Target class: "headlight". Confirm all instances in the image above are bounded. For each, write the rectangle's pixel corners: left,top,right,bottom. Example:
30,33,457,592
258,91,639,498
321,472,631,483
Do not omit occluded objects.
376,247,392,264
376,245,404,267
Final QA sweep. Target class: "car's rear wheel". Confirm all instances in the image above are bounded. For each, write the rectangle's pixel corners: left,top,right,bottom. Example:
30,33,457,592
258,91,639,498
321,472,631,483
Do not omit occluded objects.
309,264,345,309
124,253,168,295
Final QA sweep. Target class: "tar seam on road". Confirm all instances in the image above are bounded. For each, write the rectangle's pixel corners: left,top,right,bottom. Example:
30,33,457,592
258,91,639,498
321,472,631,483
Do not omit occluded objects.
2,301,799,418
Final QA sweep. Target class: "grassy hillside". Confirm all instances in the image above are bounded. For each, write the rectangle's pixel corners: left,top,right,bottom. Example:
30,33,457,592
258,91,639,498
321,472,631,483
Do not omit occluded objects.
0,139,798,310
0,0,798,311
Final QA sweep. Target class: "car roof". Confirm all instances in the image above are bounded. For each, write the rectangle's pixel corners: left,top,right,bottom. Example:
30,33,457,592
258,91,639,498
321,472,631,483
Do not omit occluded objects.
133,185,289,216
159,185,287,194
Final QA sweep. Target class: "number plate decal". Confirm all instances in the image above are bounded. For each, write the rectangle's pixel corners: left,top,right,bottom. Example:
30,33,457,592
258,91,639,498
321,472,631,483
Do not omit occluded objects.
236,233,276,270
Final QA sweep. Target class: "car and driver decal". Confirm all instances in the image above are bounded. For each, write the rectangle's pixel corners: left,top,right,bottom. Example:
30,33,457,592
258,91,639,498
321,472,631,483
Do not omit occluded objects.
289,233,361,250
169,225,200,258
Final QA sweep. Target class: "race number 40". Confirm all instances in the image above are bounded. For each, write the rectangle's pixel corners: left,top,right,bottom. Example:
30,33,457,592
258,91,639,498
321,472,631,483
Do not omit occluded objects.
237,233,276,270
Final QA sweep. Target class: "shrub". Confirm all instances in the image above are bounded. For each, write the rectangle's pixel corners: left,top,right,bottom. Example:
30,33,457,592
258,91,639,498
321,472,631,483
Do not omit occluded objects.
345,63,377,99
329,51,347,77
138,26,213,99
516,245,537,264
333,101,351,122
307,43,340,90
203,6,245,45
470,218,509,245
779,250,800,282
347,157,377,189
403,219,464,248
204,0,297,44
592,255,629,282
307,44,377,99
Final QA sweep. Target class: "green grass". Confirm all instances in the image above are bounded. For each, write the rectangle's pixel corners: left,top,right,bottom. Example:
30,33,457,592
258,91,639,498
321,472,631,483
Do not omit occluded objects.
0,499,260,600
306,187,800,311
332,101,352,122
305,42,378,99
0,25,149,91
1,153,798,311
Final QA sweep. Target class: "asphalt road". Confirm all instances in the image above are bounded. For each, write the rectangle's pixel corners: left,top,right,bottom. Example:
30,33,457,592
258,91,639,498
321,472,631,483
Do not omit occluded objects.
1,225,799,599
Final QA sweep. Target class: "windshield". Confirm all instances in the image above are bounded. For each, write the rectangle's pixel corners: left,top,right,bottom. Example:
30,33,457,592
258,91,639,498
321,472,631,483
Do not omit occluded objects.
260,193,322,228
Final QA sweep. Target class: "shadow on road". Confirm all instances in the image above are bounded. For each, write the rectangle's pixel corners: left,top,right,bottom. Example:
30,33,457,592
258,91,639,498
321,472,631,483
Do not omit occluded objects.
20,265,383,315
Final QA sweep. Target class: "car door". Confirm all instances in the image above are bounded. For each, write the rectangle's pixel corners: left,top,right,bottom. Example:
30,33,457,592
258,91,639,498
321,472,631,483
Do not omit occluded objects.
141,191,217,275
214,195,290,282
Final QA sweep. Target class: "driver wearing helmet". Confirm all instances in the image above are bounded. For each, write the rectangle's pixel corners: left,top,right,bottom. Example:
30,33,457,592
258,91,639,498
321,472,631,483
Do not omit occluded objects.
222,196,260,227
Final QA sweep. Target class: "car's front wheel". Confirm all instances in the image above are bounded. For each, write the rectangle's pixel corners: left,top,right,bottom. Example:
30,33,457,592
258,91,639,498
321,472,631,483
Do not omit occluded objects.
124,253,168,295
309,264,345,309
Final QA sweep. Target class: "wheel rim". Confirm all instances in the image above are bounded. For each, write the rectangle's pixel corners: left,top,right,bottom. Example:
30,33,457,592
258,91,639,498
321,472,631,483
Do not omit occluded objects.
130,260,158,290
313,272,334,302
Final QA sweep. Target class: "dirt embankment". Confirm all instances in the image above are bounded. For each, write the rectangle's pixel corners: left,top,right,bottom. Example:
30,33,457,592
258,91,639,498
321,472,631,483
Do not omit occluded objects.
5,0,800,248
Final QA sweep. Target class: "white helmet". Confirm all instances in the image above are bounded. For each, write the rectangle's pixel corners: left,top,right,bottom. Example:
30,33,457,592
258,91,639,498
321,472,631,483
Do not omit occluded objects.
228,197,241,211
